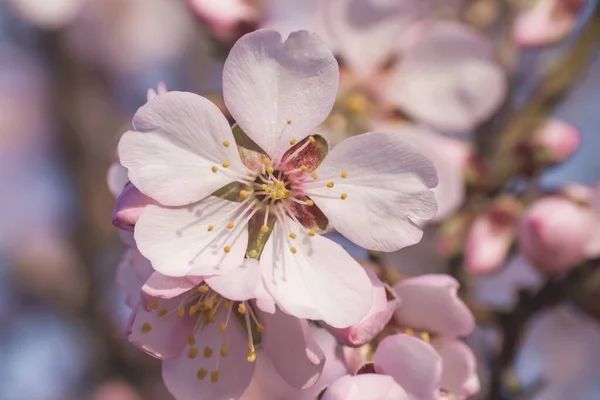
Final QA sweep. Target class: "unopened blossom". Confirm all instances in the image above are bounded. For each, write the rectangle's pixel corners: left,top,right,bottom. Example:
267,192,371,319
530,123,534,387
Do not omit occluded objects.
117,29,438,327
514,0,587,47
519,194,599,274
530,119,580,164
126,272,325,400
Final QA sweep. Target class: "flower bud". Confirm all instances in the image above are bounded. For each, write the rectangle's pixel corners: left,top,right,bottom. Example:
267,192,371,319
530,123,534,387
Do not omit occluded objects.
519,196,596,274
112,184,157,231
532,119,580,164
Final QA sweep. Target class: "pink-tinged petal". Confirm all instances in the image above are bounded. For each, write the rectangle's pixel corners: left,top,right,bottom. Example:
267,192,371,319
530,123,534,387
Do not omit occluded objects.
310,132,438,251
107,162,129,198
222,29,339,161
464,212,514,275
118,91,247,206
116,248,152,308
127,299,193,360
188,0,258,40
374,334,441,400
323,374,409,400
375,123,468,221
112,184,158,232
388,22,506,134
142,273,200,301
205,259,276,313
260,225,373,328
323,0,427,78
394,275,475,337
431,337,480,398
519,196,596,274
260,310,325,389
513,0,584,47
162,306,256,400
324,268,399,347
532,119,580,163
134,197,248,277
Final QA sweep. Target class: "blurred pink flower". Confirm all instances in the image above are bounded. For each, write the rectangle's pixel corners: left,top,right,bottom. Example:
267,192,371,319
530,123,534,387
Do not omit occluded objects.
112,184,158,232
92,381,142,400
465,213,515,275
518,195,598,274
514,0,587,47
187,0,259,42
532,119,581,163
118,29,438,327
8,0,85,29
322,268,399,347
127,274,325,400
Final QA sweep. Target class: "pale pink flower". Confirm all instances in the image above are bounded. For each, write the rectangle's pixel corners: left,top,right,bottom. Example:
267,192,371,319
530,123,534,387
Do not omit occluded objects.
518,195,597,274
8,0,85,29
465,213,514,275
187,0,259,42
531,119,580,163
514,0,587,47
324,333,477,400
127,273,325,400
118,29,438,327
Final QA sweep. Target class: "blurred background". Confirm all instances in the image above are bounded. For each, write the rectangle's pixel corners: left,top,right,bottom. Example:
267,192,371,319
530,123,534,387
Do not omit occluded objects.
0,0,599,399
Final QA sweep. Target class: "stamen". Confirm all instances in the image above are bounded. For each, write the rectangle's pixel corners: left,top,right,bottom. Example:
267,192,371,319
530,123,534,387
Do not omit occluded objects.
290,247,297,254
158,309,168,318
305,199,314,206
223,141,230,147
239,190,248,199
267,166,274,175
421,332,431,342
149,300,158,310
238,303,247,314
141,323,152,333
341,193,348,200
211,166,218,173
289,233,296,239
261,225,270,233
211,371,219,383
188,347,199,359
222,161,230,168
223,246,231,253
227,222,235,229
308,136,316,143
197,368,208,380
188,334,196,345
207,225,214,232
289,138,297,145
256,323,265,333
326,182,334,188
198,286,210,293
204,347,213,358
308,230,315,237
286,119,292,125
220,346,229,357
341,171,348,178
311,172,318,180
262,158,271,165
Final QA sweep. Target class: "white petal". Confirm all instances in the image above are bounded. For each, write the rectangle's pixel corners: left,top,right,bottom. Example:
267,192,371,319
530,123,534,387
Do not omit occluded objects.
309,132,438,251
323,0,427,77
260,223,373,328
134,197,249,277
118,91,247,206
387,22,506,134
223,29,339,161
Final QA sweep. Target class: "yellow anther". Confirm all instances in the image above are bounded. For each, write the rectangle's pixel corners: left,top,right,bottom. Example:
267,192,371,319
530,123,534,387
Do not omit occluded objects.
227,222,234,229
197,368,208,380
290,247,297,254
261,225,270,233
346,92,368,113
211,371,220,383
148,300,158,310
198,285,209,293
305,199,314,206
188,305,198,316
176,306,185,317
222,161,230,168
404,328,415,336
224,300,233,309
326,182,334,188
256,323,265,333
341,171,348,178
220,322,227,332
262,184,269,190
203,298,215,309
311,172,318,180
421,332,431,342
341,193,348,200
290,138,297,145
188,335,196,346
211,166,218,173
223,140,230,147
287,119,292,125
267,166,274,174
207,225,214,232
238,303,247,314
308,136,316,143
247,352,257,363
158,309,168,318
248,341,254,351
300,165,308,172
308,230,316,237
289,232,297,239
262,158,271,165
204,347,213,358
223,246,231,253
239,190,248,199
220,346,229,357
141,323,152,333
188,347,198,359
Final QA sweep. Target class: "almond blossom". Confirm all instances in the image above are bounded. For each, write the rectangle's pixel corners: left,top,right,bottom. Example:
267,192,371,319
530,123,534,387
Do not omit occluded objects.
117,29,438,328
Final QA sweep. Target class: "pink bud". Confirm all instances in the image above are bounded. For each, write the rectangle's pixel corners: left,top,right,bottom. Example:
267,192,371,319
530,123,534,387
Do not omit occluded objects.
187,0,258,42
519,196,596,274
112,184,157,231
533,119,580,163
323,269,399,347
